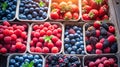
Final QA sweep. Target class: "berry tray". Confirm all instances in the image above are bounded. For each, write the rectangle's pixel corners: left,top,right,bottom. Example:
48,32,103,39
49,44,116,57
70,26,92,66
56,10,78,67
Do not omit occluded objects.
63,22,86,56
17,0,50,22
83,22,119,55
0,21,30,55
7,53,45,67
49,0,81,21
0,0,18,21
81,0,112,22
45,54,82,67
83,54,119,67
28,22,64,55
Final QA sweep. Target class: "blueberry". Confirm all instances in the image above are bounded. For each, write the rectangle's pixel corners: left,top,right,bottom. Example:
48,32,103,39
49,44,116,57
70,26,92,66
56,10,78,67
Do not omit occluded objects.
38,10,43,16
70,51,76,54
2,17,7,20
44,7,48,11
19,14,26,19
64,44,70,49
10,59,16,64
64,32,68,36
24,59,30,63
6,10,10,14
20,3,24,7
40,7,44,11
74,33,79,38
37,64,42,67
27,14,32,20
28,3,32,8
64,38,70,43
34,55,40,59
38,59,43,63
11,11,15,17
19,57,24,62
33,59,39,65
19,7,24,13
76,48,82,54
75,42,80,47
28,54,34,60
29,8,34,13
72,46,77,51
32,11,38,17
35,7,40,12
12,5,16,10
24,9,29,14
73,26,79,31
71,39,76,44
80,45,84,50
69,34,74,39
9,65,14,67
67,47,72,53
81,51,85,54
15,56,20,61
15,62,20,66
76,30,81,34
23,54,28,59
42,12,47,19
7,14,12,19
80,41,84,45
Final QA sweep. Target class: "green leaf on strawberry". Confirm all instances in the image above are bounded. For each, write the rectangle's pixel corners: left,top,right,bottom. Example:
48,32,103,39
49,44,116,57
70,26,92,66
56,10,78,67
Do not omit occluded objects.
95,0,103,5
1,2,8,11
44,35,52,42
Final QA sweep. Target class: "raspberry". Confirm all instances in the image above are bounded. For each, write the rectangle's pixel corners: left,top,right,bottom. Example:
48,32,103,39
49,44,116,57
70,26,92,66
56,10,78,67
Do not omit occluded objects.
39,24,44,30
86,45,92,52
95,43,103,49
30,41,34,47
14,29,22,36
35,47,42,52
39,37,44,43
52,36,59,43
89,61,95,67
96,30,100,37
107,35,116,43
52,29,58,35
51,47,59,53
114,64,118,67
0,34,4,40
95,59,101,65
33,25,39,30
15,42,23,49
3,21,10,26
98,63,104,67
20,44,26,52
57,28,62,33
21,32,27,39
0,44,3,49
0,47,7,54
32,37,38,43
55,40,62,47
8,27,13,30
103,60,110,66
43,27,48,32
96,49,102,54
44,22,51,27
109,26,115,33
56,33,61,38
17,26,25,31
46,30,52,36
47,42,54,49
40,30,45,36
10,45,16,53
99,38,105,43
36,42,42,47
16,38,23,42
108,58,115,65
4,36,12,43
103,47,110,53
11,34,17,40
3,29,10,36
4,44,11,49
33,31,40,38
53,24,58,29
22,24,27,30
101,57,107,62
69,29,75,34
30,47,35,52
42,47,49,53
9,30,14,35
93,21,101,29
48,25,55,31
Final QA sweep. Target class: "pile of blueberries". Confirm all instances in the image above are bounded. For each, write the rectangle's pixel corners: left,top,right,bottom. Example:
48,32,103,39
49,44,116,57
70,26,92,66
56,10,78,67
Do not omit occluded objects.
0,0,17,20
19,0,49,20
45,54,81,67
64,25,85,54
9,54,43,67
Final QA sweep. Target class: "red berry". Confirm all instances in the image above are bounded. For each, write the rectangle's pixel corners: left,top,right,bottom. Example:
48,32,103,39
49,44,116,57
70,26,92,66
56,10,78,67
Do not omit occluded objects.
51,47,59,53
95,59,101,65
103,47,110,53
107,35,116,43
46,30,52,36
99,38,105,43
93,21,101,29
56,33,61,38
108,58,115,65
96,49,102,54
114,64,118,67
86,45,92,52
30,47,35,52
16,38,23,42
32,37,38,43
17,26,25,31
21,32,27,39
47,42,54,49
96,30,100,37
52,36,59,43
40,30,45,36
57,28,62,33
3,29,10,36
44,22,51,27
36,42,42,47
33,32,40,38
39,24,44,30
69,29,75,34
30,41,34,47
53,24,58,29
35,47,42,52
103,60,110,66
98,63,104,67
101,57,107,62
8,27,14,30
0,44,3,49
20,44,26,52
53,29,58,35
0,47,7,54
43,27,48,32
3,21,10,26
0,34,4,40
14,29,22,36
42,47,49,53
39,37,44,43
15,42,23,49
95,43,103,49
11,34,17,40
4,36,11,43
109,26,115,33
48,25,55,31
89,61,95,67
33,25,39,30
4,44,11,49
9,30,14,35
55,40,62,47
10,45,16,53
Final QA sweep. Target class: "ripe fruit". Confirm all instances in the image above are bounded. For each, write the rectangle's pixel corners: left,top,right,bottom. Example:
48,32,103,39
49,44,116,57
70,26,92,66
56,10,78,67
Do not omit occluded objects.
95,59,101,65
15,42,23,49
70,4,79,13
51,47,59,53
50,12,59,20
82,14,90,20
55,40,62,47
47,42,54,49
4,36,12,43
86,45,92,52
109,26,115,33
0,47,7,54
51,36,59,43
64,12,72,20
73,12,79,20
107,35,116,43
46,30,52,36
35,47,42,52
82,5,92,13
95,43,103,49
96,49,102,54
89,61,95,67
99,5,107,17
103,60,110,66
88,9,99,19
96,30,100,37
93,21,101,29
103,47,110,53
98,63,104,67
42,47,49,53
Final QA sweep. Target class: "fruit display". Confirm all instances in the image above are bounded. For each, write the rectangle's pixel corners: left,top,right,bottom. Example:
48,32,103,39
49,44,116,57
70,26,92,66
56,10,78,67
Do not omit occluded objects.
45,54,81,67
18,0,49,21
0,0,17,21
64,23,85,55
8,54,44,67
50,0,79,21
82,0,109,20
29,22,63,54
84,55,118,67
0,21,28,54
85,21,118,54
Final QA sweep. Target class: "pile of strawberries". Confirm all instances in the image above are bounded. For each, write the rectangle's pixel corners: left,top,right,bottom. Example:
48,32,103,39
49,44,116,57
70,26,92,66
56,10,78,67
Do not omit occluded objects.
82,0,109,20
85,21,117,54
30,22,62,53
0,21,28,54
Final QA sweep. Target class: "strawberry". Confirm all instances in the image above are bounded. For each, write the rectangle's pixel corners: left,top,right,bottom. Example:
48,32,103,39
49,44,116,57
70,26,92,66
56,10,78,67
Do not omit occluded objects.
88,9,99,19
102,15,109,20
52,8,60,15
82,5,92,13
109,26,115,33
99,5,108,17
82,14,91,20
107,35,116,43
73,12,79,20
96,30,100,37
70,4,79,13
64,12,72,20
95,42,103,49
51,2,60,9
50,12,59,20
94,21,101,29
82,0,89,6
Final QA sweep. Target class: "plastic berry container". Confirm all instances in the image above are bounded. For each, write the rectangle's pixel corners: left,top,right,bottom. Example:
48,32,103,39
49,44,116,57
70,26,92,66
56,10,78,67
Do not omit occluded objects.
83,21,119,55
17,0,50,22
83,54,119,67
45,54,82,67
81,0,112,22
49,0,81,21
63,22,86,56
28,22,64,55
0,0,18,21
0,21,30,55
7,53,45,67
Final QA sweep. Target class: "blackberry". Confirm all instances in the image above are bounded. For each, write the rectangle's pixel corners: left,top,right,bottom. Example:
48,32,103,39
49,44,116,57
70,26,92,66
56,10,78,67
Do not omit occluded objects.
100,27,107,35
110,43,117,53
85,31,91,37
103,39,109,48
85,23,91,30
90,30,96,36
89,36,98,45
101,22,109,30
